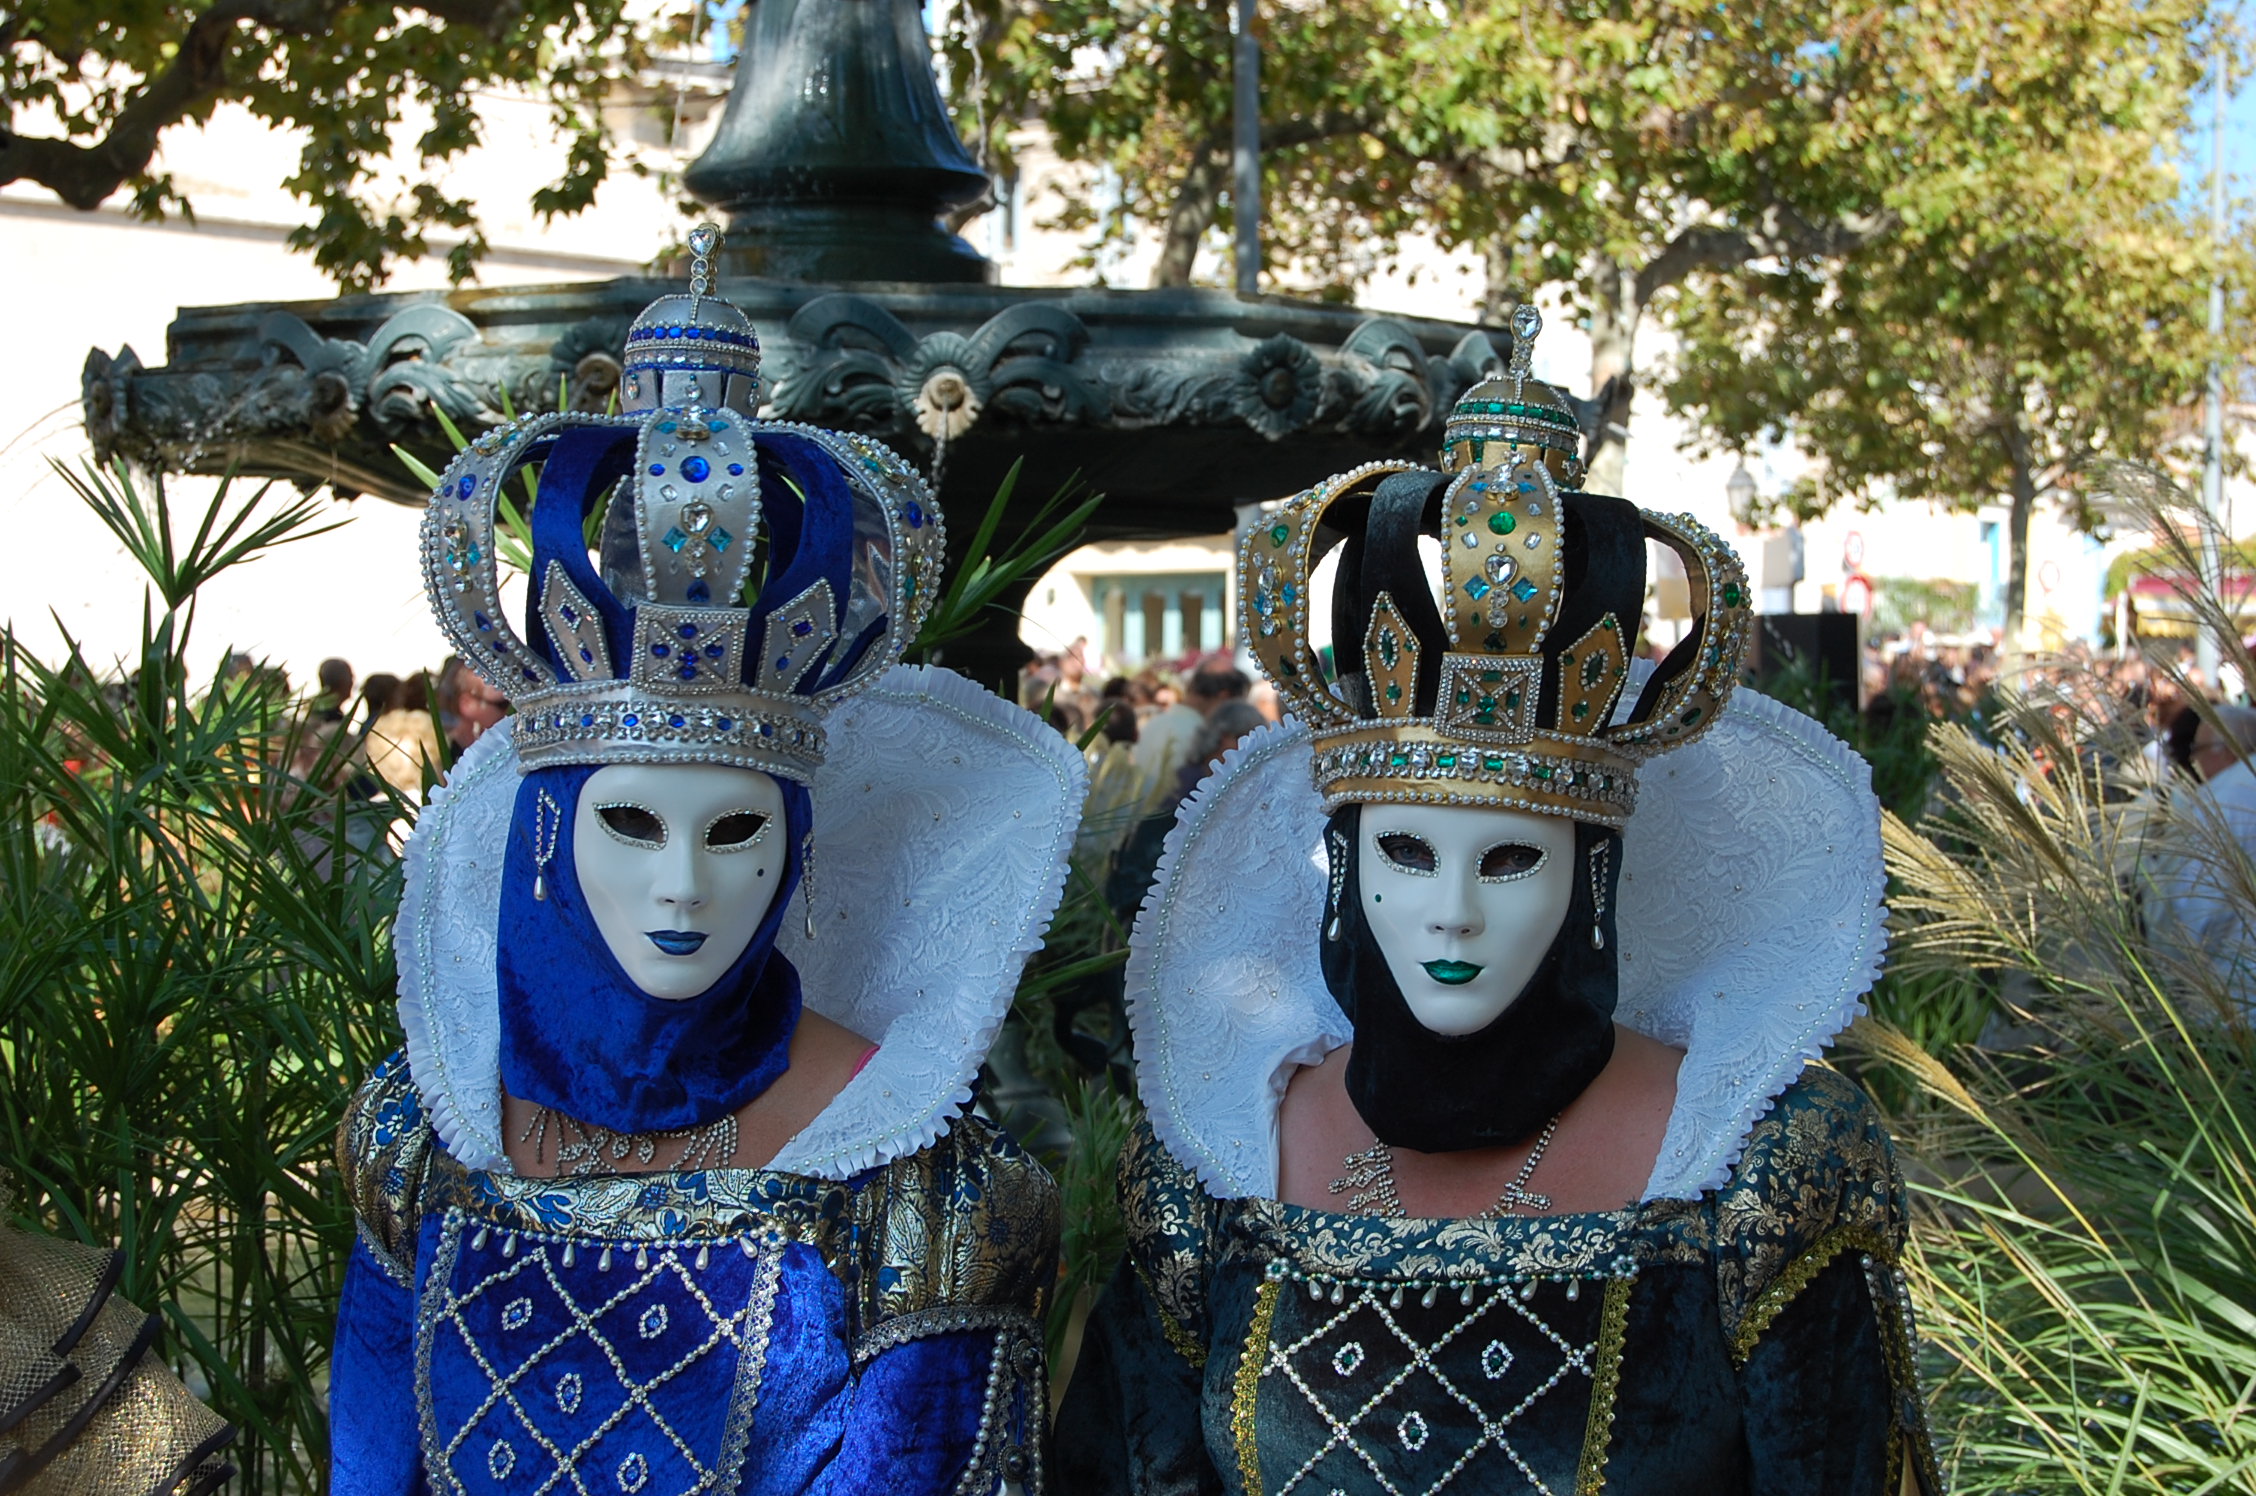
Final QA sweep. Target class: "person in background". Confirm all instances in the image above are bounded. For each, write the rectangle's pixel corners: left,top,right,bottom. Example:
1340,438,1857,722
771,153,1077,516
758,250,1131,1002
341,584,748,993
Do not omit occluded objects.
352,673,400,741
2142,703,2256,1012
1130,662,1249,814
1077,680,1149,866
365,674,445,802
445,667,510,758
1109,698,1268,920
316,657,354,723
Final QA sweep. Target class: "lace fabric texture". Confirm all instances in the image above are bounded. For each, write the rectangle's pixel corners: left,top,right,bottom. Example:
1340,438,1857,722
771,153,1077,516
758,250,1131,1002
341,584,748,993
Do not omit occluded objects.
1128,678,1886,1203
397,664,1086,1179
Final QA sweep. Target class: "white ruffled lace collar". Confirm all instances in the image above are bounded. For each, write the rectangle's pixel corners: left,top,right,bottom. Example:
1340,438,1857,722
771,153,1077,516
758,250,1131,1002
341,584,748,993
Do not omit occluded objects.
395,664,1085,1180
1127,678,1887,1203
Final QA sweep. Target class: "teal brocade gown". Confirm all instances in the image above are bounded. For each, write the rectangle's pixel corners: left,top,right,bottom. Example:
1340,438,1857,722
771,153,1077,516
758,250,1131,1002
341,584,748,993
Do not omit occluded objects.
331,1053,1057,1495
1056,1067,1940,1495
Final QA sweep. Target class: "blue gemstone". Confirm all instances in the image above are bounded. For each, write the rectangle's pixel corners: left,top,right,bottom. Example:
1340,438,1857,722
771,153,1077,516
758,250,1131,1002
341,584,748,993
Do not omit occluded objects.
521,668,539,682
650,463,666,476
1282,584,1298,604
578,647,593,664
668,327,682,338
717,717,734,730
685,327,701,339
776,657,791,671
582,714,596,727
792,619,813,636
712,421,728,431
670,714,687,727
728,463,744,476
651,643,670,658
680,456,710,483
905,501,924,529
709,528,732,552
1471,479,1488,492
705,643,724,658
664,526,688,553
660,422,676,433
686,580,711,603
759,723,773,736
473,610,492,632
559,604,576,623
1465,577,1493,601
458,473,477,498
1510,577,1540,602
622,713,639,727
678,623,699,640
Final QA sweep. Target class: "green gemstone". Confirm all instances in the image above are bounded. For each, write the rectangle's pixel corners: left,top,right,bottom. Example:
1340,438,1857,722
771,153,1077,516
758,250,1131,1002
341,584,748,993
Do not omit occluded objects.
1384,681,1403,704
1436,753,1457,769
1483,756,1506,772
1279,657,1298,676
1456,687,1471,706
1572,701,1591,720
1681,707,1703,726
1719,582,1745,607
1390,752,1410,768
1270,522,1291,548
1533,764,1555,780
1477,695,1497,715
1504,688,1522,712
1483,631,1508,650
1489,511,1517,536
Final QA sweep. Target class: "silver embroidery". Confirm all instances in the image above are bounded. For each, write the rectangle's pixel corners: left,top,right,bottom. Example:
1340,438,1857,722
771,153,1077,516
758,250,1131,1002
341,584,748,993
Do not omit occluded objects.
414,1209,789,1496
1261,1278,1605,1494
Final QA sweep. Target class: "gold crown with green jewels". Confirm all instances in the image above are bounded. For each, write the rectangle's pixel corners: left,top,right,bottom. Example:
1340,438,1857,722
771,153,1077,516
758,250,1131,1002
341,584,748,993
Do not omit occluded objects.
1239,308,1752,827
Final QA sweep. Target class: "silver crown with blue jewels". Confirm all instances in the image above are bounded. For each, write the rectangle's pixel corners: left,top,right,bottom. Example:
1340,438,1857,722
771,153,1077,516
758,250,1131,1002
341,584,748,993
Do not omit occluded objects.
420,223,944,782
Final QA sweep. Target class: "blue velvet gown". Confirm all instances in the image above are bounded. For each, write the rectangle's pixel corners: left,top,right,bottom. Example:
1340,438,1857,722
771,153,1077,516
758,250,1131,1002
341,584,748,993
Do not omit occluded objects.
1055,1066,1940,1495
331,1052,1055,1495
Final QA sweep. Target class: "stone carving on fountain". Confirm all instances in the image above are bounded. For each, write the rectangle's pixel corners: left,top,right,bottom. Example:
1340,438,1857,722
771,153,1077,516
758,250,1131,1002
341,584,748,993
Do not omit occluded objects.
86,288,1508,503
79,0,1538,547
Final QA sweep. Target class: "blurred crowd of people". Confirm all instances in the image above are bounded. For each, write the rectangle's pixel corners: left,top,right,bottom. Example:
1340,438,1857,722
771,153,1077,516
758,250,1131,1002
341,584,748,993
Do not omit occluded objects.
235,651,511,809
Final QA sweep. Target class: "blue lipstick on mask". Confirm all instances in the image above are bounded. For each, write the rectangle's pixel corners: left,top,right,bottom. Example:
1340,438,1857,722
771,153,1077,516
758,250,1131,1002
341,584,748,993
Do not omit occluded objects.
1422,959,1483,985
646,930,709,956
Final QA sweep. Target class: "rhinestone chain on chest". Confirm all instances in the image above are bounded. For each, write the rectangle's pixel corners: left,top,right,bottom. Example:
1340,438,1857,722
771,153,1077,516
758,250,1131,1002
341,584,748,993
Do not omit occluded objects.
518,1104,740,1178
1328,1112,1562,1219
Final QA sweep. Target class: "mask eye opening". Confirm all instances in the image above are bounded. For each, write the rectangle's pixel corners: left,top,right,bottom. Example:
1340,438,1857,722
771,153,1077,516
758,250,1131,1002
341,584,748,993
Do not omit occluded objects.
704,809,770,851
1477,842,1549,883
1373,830,1439,876
593,801,666,850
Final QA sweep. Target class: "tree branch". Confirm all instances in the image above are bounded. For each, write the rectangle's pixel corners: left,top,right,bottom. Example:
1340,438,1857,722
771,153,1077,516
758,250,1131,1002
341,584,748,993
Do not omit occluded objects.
1152,133,1229,288
1635,201,1899,304
0,0,348,209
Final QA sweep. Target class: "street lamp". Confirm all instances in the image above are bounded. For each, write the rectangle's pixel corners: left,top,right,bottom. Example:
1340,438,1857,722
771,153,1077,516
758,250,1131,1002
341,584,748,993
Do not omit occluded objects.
1725,459,1758,527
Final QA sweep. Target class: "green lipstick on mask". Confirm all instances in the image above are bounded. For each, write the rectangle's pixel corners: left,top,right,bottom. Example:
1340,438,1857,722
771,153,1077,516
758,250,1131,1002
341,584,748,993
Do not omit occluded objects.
1421,959,1483,986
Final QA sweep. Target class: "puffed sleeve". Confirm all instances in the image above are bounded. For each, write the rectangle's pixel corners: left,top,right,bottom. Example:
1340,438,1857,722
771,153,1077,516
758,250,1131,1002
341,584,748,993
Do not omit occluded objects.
329,1051,436,1496
1719,1066,1942,1496
1053,1116,1226,1496
815,1111,1060,1495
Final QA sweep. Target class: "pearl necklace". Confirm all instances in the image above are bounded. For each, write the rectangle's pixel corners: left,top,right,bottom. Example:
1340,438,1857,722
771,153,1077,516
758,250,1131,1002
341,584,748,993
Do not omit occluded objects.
1328,1113,1563,1219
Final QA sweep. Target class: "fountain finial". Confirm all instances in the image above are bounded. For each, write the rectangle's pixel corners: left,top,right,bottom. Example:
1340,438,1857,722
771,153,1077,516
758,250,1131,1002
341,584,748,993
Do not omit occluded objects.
683,0,991,284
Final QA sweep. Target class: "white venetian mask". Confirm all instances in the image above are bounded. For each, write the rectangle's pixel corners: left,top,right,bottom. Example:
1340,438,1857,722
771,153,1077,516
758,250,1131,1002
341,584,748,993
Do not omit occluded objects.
572,762,789,1000
1356,802,1578,1035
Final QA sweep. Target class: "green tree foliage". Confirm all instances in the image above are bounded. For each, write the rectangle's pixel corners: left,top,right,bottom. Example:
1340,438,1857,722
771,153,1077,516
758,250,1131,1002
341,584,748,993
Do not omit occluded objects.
946,0,2221,498
0,1,653,289
1663,93,2227,639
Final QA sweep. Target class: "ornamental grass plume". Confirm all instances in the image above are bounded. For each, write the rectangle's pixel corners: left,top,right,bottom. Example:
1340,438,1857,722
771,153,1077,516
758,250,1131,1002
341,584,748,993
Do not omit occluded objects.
1854,467,2256,1493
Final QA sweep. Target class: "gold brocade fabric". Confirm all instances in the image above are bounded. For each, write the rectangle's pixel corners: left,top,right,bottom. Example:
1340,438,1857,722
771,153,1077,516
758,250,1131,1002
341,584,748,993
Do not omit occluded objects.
0,1212,234,1496
338,1049,1060,1342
